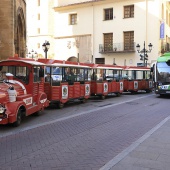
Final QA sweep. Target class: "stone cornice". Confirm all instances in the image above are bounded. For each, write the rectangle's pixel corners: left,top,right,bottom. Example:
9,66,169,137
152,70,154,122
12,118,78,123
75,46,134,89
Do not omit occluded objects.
54,0,105,11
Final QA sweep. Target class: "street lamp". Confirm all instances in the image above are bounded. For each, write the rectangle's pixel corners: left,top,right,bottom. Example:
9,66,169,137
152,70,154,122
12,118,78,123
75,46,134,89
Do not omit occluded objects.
42,40,50,59
136,41,153,67
28,49,38,59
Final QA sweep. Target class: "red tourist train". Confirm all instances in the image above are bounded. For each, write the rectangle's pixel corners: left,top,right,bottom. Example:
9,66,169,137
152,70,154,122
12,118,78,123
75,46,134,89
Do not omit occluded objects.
0,56,152,126
122,66,153,93
0,55,49,126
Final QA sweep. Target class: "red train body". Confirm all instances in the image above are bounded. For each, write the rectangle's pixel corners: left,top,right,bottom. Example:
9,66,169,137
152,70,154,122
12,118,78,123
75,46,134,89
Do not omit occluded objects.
0,56,49,126
0,56,152,126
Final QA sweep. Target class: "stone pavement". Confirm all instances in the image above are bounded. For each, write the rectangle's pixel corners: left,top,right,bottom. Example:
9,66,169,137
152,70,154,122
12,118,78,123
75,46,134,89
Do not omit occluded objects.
1,94,170,170
100,116,170,170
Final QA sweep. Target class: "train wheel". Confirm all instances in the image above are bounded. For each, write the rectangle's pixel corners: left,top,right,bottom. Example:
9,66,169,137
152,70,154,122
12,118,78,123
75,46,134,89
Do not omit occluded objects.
101,95,105,100
145,89,150,93
131,91,136,95
116,93,120,97
80,98,86,103
13,110,22,127
58,102,64,109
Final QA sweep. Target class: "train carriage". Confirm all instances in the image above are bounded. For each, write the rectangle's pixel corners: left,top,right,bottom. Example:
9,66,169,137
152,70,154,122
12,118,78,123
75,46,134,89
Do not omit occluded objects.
38,59,91,108
90,64,124,99
123,66,153,93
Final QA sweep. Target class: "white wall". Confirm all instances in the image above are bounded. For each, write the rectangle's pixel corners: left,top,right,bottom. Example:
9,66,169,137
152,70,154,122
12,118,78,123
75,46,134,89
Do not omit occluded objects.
27,0,170,65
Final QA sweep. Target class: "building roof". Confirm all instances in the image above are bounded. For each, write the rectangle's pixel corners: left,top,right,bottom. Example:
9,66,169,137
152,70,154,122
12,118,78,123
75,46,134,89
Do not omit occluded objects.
54,0,105,11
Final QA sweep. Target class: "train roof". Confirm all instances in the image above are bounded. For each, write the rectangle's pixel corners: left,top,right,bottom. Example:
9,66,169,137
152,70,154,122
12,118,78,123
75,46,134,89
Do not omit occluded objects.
92,64,123,70
94,66,122,70
0,58,45,66
49,63,91,68
123,66,150,71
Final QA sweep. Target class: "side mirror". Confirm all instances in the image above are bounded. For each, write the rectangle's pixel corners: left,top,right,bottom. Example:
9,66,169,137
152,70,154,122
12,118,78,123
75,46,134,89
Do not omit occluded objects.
39,67,44,77
150,67,153,72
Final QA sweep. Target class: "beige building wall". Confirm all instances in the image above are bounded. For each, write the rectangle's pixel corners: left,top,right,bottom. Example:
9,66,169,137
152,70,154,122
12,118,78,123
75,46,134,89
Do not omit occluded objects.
27,0,170,66
27,0,55,59
0,0,26,60
54,4,93,62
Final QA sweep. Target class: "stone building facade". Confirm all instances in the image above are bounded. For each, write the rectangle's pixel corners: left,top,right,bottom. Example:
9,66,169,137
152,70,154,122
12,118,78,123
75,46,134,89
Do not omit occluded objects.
27,0,170,66
0,0,26,60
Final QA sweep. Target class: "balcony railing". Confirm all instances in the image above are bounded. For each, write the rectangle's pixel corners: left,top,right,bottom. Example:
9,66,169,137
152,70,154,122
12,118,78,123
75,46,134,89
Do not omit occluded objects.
99,42,136,53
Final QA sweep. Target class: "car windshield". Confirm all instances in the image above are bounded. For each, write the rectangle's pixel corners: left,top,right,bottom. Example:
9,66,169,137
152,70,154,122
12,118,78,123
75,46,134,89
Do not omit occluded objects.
157,62,170,83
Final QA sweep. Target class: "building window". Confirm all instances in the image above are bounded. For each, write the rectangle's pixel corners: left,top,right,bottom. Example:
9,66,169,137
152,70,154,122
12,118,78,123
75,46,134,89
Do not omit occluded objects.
38,13,40,20
95,58,105,64
104,8,113,20
38,0,40,6
37,43,40,49
70,14,77,25
124,31,134,50
37,28,40,34
124,5,134,18
104,33,113,52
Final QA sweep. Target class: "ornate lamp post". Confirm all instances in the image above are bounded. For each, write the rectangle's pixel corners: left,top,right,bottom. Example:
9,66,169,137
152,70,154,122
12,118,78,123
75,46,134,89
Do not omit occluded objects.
136,41,153,67
42,40,50,59
28,49,38,59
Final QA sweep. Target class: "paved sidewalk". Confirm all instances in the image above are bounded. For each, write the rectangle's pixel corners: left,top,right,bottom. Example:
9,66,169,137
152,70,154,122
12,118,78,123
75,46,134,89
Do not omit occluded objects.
100,116,170,170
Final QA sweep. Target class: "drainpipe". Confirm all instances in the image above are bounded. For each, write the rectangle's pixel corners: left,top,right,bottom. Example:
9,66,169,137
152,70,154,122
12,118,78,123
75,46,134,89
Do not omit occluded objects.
92,4,94,63
145,0,148,45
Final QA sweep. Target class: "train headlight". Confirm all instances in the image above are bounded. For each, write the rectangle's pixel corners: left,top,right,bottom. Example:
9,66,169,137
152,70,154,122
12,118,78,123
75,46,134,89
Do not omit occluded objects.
0,105,6,114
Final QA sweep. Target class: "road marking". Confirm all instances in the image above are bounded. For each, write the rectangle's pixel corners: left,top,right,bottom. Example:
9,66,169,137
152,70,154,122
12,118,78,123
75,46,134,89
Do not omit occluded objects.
99,115,170,170
0,94,154,138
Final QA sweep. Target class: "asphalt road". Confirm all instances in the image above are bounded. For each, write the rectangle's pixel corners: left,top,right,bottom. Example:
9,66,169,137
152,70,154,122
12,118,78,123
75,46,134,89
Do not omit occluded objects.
0,92,169,170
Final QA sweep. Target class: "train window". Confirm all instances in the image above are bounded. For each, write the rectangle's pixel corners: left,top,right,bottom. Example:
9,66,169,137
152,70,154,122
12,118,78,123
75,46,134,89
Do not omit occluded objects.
7,66,15,75
96,69,103,81
106,70,114,80
52,67,61,75
64,67,76,82
87,69,91,81
91,69,97,81
51,67,62,81
105,69,122,81
33,66,41,82
45,66,51,75
84,68,91,81
0,66,8,82
0,66,29,84
76,68,84,81
136,71,143,79
16,66,29,84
